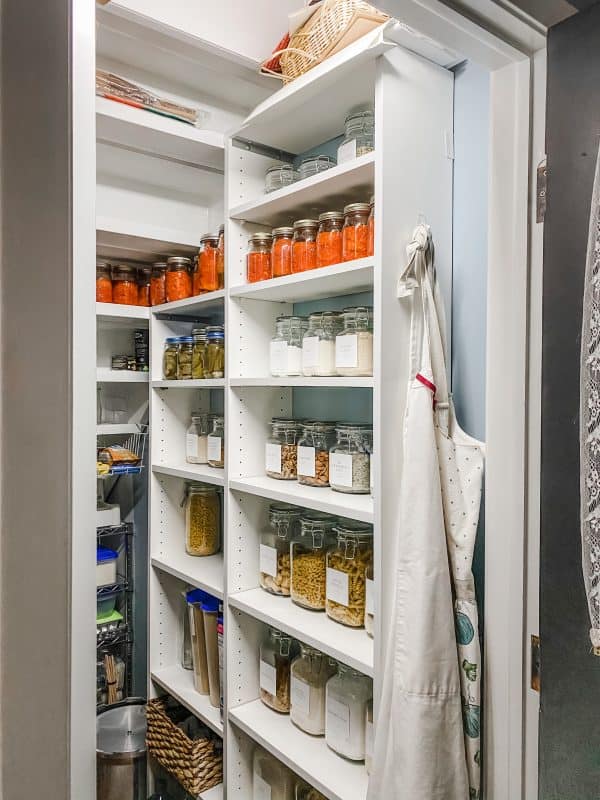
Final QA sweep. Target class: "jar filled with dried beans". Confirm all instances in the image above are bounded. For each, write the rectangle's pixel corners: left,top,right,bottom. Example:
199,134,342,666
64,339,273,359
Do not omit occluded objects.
196,233,220,294
316,211,344,268
259,503,302,596
265,419,301,480
137,265,151,307
96,261,113,303
183,483,220,557
329,423,372,494
326,522,373,627
150,262,167,306
165,256,192,303
292,219,318,273
342,203,371,262
290,644,337,736
297,421,336,487
259,627,295,713
290,513,337,611
272,226,294,278
112,264,138,305
247,232,273,283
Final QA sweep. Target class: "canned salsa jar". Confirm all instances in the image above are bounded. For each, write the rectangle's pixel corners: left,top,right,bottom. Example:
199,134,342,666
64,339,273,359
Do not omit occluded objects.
165,256,192,303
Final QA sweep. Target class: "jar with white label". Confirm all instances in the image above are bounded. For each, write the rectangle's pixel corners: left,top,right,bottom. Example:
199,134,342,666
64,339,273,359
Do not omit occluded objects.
207,415,224,468
335,306,373,376
326,522,373,627
313,311,343,377
297,421,336,487
337,109,375,164
365,699,374,774
259,628,295,713
329,424,372,494
265,419,301,480
253,745,295,800
301,312,322,377
260,504,302,596
186,412,208,464
325,664,372,760
291,513,337,610
290,644,337,736
365,562,374,638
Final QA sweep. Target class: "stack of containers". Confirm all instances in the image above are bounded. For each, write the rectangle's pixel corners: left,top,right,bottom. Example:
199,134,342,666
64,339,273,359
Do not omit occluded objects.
186,590,222,711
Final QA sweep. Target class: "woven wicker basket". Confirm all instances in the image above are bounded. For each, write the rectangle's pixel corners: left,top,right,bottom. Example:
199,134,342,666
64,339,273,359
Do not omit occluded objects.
146,698,223,796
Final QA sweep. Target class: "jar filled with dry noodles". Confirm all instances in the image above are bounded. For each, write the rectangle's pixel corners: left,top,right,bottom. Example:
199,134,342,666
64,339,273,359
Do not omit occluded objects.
260,504,302,596
290,513,337,611
326,522,373,627
183,483,220,557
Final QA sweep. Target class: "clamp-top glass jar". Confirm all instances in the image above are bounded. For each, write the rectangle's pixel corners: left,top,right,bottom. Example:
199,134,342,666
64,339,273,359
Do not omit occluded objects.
290,513,337,610
270,316,291,377
206,325,225,378
186,412,209,464
265,419,301,480
325,663,373,760
337,109,375,163
292,219,318,273
265,162,298,193
311,311,343,377
290,644,337,735
316,211,344,267
259,627,295,713
165,256,192,302
298,154,336,180
183,483,220,557
301,312,322,377
326,521,373,627
342,203,371,262
247,232,273,283
207,415,224,468
329,423,372,493
259,503,302,596
297,421,336,487
335,306,373,377
253,746,295,800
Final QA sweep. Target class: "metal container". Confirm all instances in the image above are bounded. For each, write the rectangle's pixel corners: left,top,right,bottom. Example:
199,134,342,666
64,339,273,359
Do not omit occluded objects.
97,699,147,800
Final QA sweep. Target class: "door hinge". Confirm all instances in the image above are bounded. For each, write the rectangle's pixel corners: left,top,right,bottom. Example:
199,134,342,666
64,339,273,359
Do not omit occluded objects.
530,634,541,692
536,159,547,223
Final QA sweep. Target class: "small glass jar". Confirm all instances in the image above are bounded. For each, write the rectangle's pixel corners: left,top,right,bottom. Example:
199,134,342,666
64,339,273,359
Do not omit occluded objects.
270,316,291,377
137,266,151,307
247,232,273,283
290,645,337,736
112,264,138,305
287,316,307,376
316,211,344,268
207,415,225,468
206,325,225,378
290,513,337,611
365,562,374,638
186,412,209,464
166,256,192,302
259,627,295,713
298,154,336,180
342,203,371,262
184,483,220,557
326,522,373,627
162,337,180,380
368,195,375,257
306,311,342,377
297,421,336,487
325,664,372,760
253,746,295,800
192,327,207,379
265,419,301,480
150,261,167,306
96,261,113,303
265,163,298,193
335,306,373,377
272,226,294,278
337,109,375,163
296,781,327,800
329,423,372,494
292,219,318,273
217,224,225,290
365,699,374,774
177,336,194,380
259,504,302,596
301,312,323,377
195,233,220,294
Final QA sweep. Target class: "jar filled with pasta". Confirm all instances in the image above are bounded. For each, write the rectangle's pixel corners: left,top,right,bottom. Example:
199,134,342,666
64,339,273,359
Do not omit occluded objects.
207,415,224,468
177,336,194,380
247,232,273,283
253,746,295,800
292,219,318,273
96,261,113,303
162,337,180,380
259,503,302,596
291,513,337,611
186,412,209,464
195,234,220,294
112,264,138,305
297,421,336,487
150,261,167,306
259,627,295,713
184,483,220,557
335,306,373,377
337,109,375,163
296,781,327,800
206,325,225,378
290,644,337,736
329,424,372,494
365,561,374,638
265,419,301,480
272,226,294,278
316,211,344,268
326,522,373,627
165,256,192,302
192,327,207,379
137,265,151,307
342,203,371,262
325,663,372,760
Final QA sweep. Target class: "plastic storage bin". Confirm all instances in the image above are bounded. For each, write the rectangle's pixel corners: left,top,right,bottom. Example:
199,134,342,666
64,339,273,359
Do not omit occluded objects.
97,546,118,587
187,589,210,695
97,588,119,620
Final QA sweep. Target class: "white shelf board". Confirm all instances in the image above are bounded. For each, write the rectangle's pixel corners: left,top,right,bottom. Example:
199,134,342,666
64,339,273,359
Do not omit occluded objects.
96,302,150,322
152,379,225,389
96,96,225,169
97,368,149,383
199,785,223,800
97,423,143,435
152,289,225,317
229,588,373,677
151,552,224,600
230,153,375,227
229,476,374,523
152,462,225,487
230,377,373,388
97,216,199,262
151,666,223,735
229,259,373,303
229,700,368,800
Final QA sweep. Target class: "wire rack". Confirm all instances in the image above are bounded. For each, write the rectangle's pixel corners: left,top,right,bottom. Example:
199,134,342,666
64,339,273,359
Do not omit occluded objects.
97,426,148,477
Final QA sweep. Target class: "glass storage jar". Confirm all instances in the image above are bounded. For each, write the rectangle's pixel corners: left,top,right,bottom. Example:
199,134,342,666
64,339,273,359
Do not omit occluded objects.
259,503,302,596
329,423,372,494
150,261,167,306
325,663,372,760
253,745,295,800
265,163,298,193
368,195,375,256
290,644,337,736
112,264,138,305
365,699,374,774
186,412,209,464
326,522,373,627
247,232,273,283
265,419,301,480
296,781,327,800
287,316,307,376
192,327,207,379
217,224,225,289
259,628,295,713
177,336,194,380
206,325,225,378
207,415,224,468
298,154,336,180
184,484,220,557
162,337,180,380
335,306,373,377
301,312,322,377
297,421,336,487
311,311,343,377
337,109,375,163
270,316,291,377
316,211,344,267
165,256,192,302
291,513,337,611
137,265,151,307
272,226,294,278
365,561,374,638
292,219,318,273
96,261,113,303
195,233,220,294
342,203,371,262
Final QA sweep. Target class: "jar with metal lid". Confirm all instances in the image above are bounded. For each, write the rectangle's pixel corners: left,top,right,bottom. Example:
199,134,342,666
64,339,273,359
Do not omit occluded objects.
325,663,372,760
301,312,322,377
309,311,343,377
137,265,151,307
326,522,373,627
194,233,220,294
259,503,302,596
165,256,192,302
365,562,374,638
365,698,374,774
265,163,298,193
329,423,372,494
253,745,295,800
247,232,273,283
337,109,375,163
316,211,344,268
335,306,373,377
217,224,225,289
183,483,220,556
290,644,337,735
342,203,371,262
295,781,327,800
192,327,207,379
207,415,224,468
112,264,138,305
150,261,167,306
259,627,295,713
292,219,318,273
206,325,225,378
298,154,336,180
368,195,375,256
290,513,337,610
96,261,113,303
297,421,336,487
162,337,180,380
177,336,194,380
265,419,301,480
270,316,291,377
287,316,308,376
272,226,294,278
186,412,209,464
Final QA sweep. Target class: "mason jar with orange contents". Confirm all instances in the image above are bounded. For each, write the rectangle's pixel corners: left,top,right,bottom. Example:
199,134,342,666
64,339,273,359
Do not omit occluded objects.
112,264,138,305
271,226,293,278
137,265,151,307
368,195,375,256
292,219,318,273
195,233,220,294
342,202,371,262
316,211,344,268
165,256,192,303
150,262,167,306
246,232,273,283
216,224,225,289
96,261,113,303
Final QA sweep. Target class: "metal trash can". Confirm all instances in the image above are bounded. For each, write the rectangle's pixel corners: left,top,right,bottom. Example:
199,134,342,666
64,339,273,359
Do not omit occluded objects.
97,698,147,800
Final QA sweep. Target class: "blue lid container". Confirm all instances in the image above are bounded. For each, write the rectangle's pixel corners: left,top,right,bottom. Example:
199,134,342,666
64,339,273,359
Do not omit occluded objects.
97,546,118,563
186,588,208,605
202,594,219,613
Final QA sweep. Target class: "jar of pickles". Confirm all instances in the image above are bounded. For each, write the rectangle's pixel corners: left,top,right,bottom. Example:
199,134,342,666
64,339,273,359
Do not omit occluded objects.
162,337,180,380
150,261,167,306
265,419,301,480
259,504,301,596
166,256,192,302
290,644,337,735
316,211,344,268
206,325,225,378
207,415,224,468
335,306,373,377
195,234,220,294
259,628,295,713
297,421,336,487
177,336,194,380
325,663,372,760
326,522,373,627
272,226,294,278
342,203,371,262
96,261,112,303
183,483,220,557
192,327,207,379
329,423,372,494
290,513,337,610
337,109,375,163
112,264,138,305
292,220,318,273
247,232,273,283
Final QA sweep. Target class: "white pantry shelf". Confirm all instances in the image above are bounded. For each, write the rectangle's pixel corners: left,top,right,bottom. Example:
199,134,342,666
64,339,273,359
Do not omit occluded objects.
151,552,224,600
229,700,368,800
97,423,143,435
96,302,150,322
152,379,225,389
229,588,373,676
152,289,225,318
97,216,200,262
97,368,149,383
152,462,225,487
200,785,223,800
151,666,223,735
230,377,373,388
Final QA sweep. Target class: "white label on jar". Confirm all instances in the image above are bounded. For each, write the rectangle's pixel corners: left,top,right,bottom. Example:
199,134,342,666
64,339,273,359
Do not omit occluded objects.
291,675,311,716
259,660,277,696
186,433,198,459
366,578,375,615
207,435,221,462
337,138,357,164
302,336,319,369
297,445,316,478
327,567,349,606
330,452,353,488
254,774,272,800
287,345,302,375
259,544,278,577
265,442,282,473
366,718,374,759
270,340,288,375
336,334,359,369
327,696,351,741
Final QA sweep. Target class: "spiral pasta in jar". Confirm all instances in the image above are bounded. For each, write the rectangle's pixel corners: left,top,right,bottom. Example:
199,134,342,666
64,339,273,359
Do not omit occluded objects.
260,504,301,596
291,513,337,611
326,522,373,627
184,484,220,557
